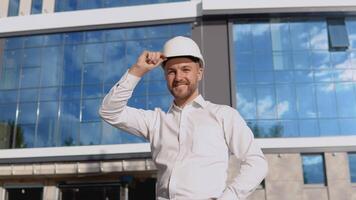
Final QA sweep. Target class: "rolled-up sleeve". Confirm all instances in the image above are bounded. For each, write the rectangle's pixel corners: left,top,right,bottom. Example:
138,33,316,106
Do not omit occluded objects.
219,107,268,200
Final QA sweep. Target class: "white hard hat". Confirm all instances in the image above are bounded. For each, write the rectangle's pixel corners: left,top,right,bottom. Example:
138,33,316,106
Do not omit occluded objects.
163,36,205,67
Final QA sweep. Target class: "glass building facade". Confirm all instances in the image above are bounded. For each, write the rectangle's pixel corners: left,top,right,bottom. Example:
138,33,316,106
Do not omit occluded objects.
302,154,326,184
233,17,356,138
0,23,191,149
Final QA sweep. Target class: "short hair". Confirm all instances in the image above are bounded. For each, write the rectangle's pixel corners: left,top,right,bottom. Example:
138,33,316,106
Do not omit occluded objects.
162,56,201,68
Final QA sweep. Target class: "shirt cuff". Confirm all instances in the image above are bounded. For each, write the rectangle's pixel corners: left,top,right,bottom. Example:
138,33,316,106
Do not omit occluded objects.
218,187,238,200
115,70,141,89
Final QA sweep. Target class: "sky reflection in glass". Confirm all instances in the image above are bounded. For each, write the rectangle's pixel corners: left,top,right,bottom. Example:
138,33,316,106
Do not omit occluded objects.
234,18,356,138
0,23,191,148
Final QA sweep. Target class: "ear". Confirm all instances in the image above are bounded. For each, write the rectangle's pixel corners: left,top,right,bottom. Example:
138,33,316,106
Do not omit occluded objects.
197,65,203,81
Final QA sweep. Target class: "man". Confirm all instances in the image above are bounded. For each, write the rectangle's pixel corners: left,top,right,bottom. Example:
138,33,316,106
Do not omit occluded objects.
99,36,268,200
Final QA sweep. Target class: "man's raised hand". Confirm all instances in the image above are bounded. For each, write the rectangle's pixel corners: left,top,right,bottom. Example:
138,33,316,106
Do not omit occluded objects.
129,51,166,77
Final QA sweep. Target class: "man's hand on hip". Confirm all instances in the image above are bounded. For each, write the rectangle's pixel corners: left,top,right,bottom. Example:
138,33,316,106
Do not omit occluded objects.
129,51,166,77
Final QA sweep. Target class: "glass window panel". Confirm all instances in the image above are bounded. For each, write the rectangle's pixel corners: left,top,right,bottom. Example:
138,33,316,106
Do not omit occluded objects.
104,42,127,84
84,43,104,63
335,83,356,117
43,34,63,46
62,45,82,85
254,52,273,71
102,121,124,144
235,52,253,71
147,63,165,81
7,188,43,200
276,85,297,119
41,46,61,87
246,120,260,137
0,104,17,122
82,99,102,122
146,25,171,38
339,119,356,136
279,120,299,137
24,36,43,47
5,37,24,49
299,120,319,137
106,29,126,41
256,86,276,119
20,67,40,88
327,18,349,49
252,23,272,53
64,32,84,44
18,102,38,124
31,0,43,14
61,86,81,100
148,80,169,95
294,70,314,83
85,31,105,43
77,0,102,10
314,70,333,82
333,69,353,82
171,23,191,37
275,71,294,83
319,119,339,136
273,52,293,70
3,49,22,68
290,22,310,50
40,87,59,101
0,90,18,103
8,0,20,16
148,95,173,111
296,84,317,118
132,81,147,97
331,51,350,69
126,27,147,40
16,124,35,148
0,68,19,89
316,83,337,118
233,24,252,53
311,51,331,69
59,100,80,146
293,51,311,70
80,122,101,145
349,153,356,183
104,0,128,8
236,86,256,119
256,120,281,137
83,63,104,84
19,88,38,102
37,101,58,147
270,21,291,51
23,48,42,67
236,71,254,84
302,154,326,184
309,21,328,50
346,18,356,50
82,84,103,98
255,71,274,84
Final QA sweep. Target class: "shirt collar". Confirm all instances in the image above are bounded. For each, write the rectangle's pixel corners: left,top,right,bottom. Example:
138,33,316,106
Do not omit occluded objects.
168,95,207,112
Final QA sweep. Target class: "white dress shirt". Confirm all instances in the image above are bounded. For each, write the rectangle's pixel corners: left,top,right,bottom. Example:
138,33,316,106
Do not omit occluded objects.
99,71,268,200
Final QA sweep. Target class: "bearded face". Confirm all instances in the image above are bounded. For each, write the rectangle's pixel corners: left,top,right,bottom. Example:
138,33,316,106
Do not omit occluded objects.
164,57,203,105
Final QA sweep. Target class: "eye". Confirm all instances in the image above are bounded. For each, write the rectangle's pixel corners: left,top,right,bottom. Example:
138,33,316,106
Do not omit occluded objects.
182,68,191,72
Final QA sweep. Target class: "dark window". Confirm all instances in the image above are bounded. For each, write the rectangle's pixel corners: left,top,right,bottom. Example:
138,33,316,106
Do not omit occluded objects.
327,18,349,51
31,0,43,14
302,154,326,184
8,0,20,17
349,153,356,183
60,183,120,200
6,187,43,200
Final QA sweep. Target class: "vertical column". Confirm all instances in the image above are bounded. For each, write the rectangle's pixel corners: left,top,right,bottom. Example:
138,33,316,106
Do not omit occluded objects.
18,0,31,16
324,152,352,200
43,181,59,200
120,184,129,200
42,0,55,14
265,154,304,200
0,0,10,18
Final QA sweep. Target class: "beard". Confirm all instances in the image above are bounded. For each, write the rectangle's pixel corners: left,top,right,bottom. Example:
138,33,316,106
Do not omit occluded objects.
168,80,198,101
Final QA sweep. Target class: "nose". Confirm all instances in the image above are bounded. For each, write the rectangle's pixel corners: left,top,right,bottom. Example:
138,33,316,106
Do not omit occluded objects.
174,70,184,81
